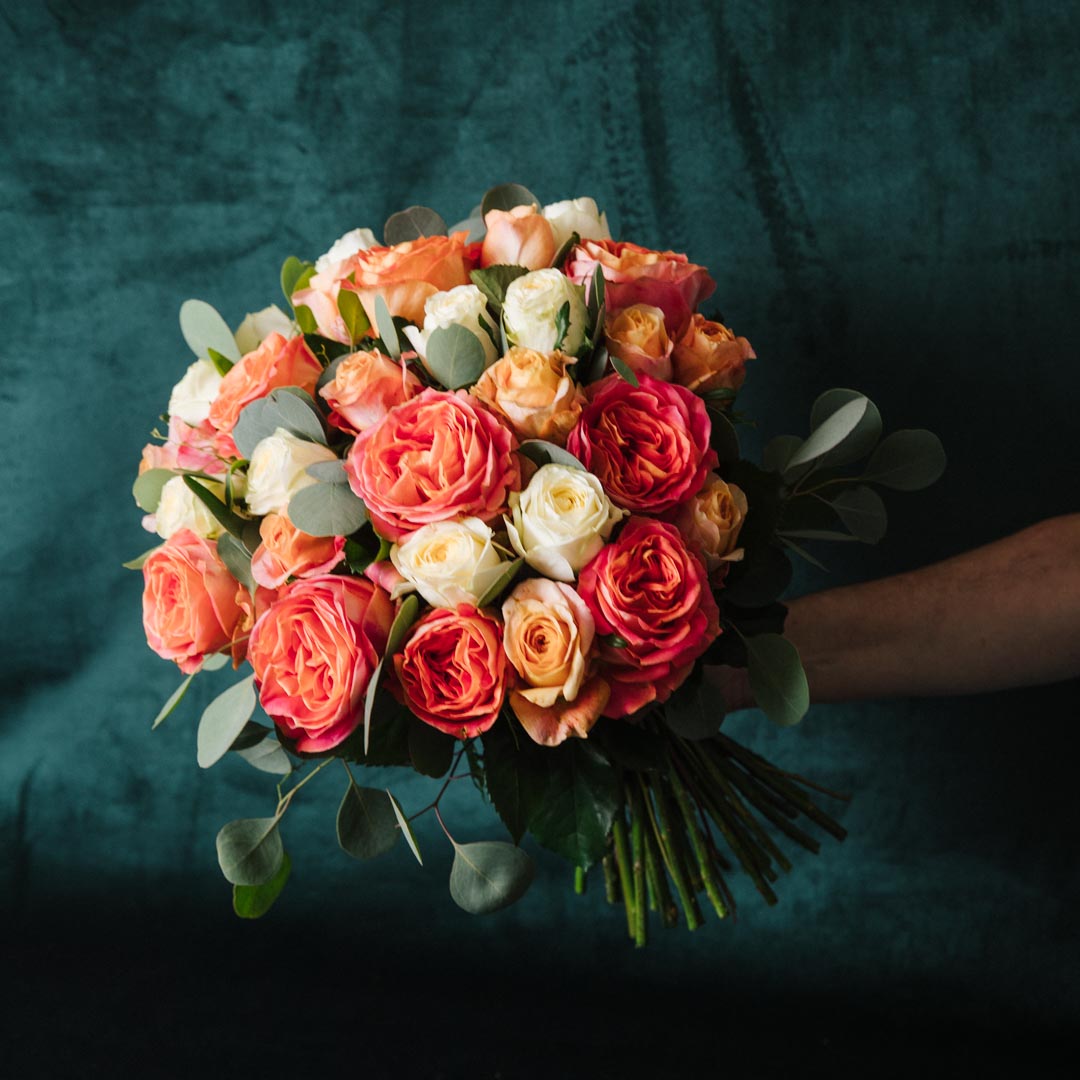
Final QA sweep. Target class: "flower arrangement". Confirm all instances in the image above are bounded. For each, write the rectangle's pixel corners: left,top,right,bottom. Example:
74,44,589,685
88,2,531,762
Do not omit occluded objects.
130,184,944,941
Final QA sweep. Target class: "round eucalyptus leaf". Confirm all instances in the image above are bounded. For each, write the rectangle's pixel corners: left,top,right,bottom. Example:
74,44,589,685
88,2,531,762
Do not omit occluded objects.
763,434,803,476
234,735,293,776
744,633,809,728
517,441,585,472
786,397,869,469
305,459,348,485
215,817,284,886
383,205,448,245
388,791,423,866
424,323,488,390
287,482,367,537
449,841,535,915
233,851,291,919
337,782,400,860
809,388,883,467
151,672,195,730
197,675,257,769
132,468,176,513
179,299,241,362
830,485,887,543
481,183,539,218
863,429,947,491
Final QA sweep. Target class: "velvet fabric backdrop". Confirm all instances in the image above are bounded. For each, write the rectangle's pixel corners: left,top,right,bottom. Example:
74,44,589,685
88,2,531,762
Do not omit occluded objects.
2,1,1077,1074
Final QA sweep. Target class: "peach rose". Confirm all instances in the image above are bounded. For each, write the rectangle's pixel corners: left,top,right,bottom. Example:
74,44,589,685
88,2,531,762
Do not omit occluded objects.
319,349,423,434
672,473,748,576
142,529,245,674
605,303,674,381
248,575,395,753
501,578,609,747
345,388,521,541
232,581,279,666
208,333,323,435
470,347,585,446
578,517,721,717
393,604,510,738
566,373,716,515
671,314,754,395
250,513,345,589
481,205,556,270
565,239,715,338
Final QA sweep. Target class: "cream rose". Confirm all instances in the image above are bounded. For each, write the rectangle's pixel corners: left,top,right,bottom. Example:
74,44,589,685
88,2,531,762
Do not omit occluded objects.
314,227,378,274
502,269,588,355
155,475,227,540
401,284,499,370
168,359,223,426
245,428,338,517
234,304,295,355
390,518,509,609
506,463,624,581
542,197,611,252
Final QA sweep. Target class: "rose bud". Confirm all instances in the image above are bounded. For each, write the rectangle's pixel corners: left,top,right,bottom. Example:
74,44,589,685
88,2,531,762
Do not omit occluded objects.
481,204,556,270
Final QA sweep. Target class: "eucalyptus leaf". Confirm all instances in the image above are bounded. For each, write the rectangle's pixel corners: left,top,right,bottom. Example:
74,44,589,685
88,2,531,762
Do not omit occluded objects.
481,183,539,218
386,594,421,655
831,485,887,543
424,323,488,390
232,387,327,459
362,659,383,756
863,429,947,491
337,782,400,860
201,653,230,672
744,632,810,728
133,468,176,513
449,841,535,915
375,295,399,359
709,408,740,464
809,388,883,467
234,735,293,775
228,720,269,751
123,545,161,571
408,719,455,779
317,353,347,392
588,263,605,319
197,675,257,769
152,671,195,730
517,440,585,472
288,481,366,538
763,435,803,475
476,557,524,608
183,475,248,539
609,352,639,387
215,816,284,886
383,205,448,245
179,299,241,363
217,533,254,593
233,851,291,919
779,536,829,571
469,265,529,311
786,397,869,469
388,791,423,865
337,289,370,344
306,459,348,484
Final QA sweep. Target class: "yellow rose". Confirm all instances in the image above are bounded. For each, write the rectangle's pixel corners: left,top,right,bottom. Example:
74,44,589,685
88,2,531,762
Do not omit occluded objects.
671,313,754,395
604,303,673,381
673,473,748,576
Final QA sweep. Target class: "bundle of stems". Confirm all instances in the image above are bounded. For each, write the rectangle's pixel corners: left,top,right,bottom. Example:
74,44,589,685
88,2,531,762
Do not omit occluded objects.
581,724,849,946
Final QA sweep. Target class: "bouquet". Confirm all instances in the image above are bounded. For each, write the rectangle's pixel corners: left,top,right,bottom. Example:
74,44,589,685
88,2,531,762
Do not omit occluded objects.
130,183,944,943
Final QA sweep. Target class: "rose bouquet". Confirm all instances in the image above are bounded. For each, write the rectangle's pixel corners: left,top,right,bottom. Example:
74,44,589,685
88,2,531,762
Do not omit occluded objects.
130,184,944,942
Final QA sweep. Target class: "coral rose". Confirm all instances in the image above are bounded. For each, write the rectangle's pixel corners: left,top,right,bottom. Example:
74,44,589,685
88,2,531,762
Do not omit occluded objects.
393,604,510,738
671,314,754,396
566,374,716,515
605,303,674,381
247,575,395,753
501,579,609,747
672,473,748,576
481,205,556,270
250,513,345,589
471,347,584,445
319,349,422,434
565,239,715,338
345,388,521,541
208,333,322,435
578,517,721,717
142,528,245,674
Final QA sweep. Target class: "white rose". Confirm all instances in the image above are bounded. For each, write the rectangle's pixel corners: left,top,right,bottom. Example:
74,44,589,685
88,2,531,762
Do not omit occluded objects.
234,304,295,355
502,269,588,355
168,359,223,426
155,475,226,540
245,428,338,517
314,227,378,273
542,196,611,251
506,464,624,581
390,518,509,609
402,284,500,370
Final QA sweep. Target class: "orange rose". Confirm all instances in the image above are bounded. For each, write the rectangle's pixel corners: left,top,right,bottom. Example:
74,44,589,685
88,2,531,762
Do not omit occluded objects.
481,205,556,270
671,314,754,396
208,333,323,435
142,529,245,674
672,473,748,576
341,232,470,328
605,303,674,381
250,513,345,589
470,347,584,446
319,349,423,434
232,580,279,666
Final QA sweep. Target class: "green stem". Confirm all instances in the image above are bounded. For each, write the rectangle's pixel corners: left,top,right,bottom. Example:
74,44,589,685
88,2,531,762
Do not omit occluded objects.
667,753,729,921
611,804,636,940
642,774,702,930
627,783,648,948
574,865,587,896
602,852,620,905
275,758,333,815
642,823,678,928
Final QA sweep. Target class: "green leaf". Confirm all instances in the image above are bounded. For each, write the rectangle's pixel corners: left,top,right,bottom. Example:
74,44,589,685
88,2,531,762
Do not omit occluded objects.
233,851,291,919
700,387,737,404
424,323,488,390
306,459,348,485
207,347,234,376
551,229,580,270
786,397,869,469
863,429,947,491
581,344,610,384
552,301,571,352
337,289,370,345
133,468,176,513
152,671,195,730
590,304,606,352
830,485,887,543
764,434,802,475
337,781,400,860
197,675,257,769
469,265,529,311
709,408,740,464
475,557,524,609
183,475,248,539
179,299,241,363
123,545,161,571
809,388,882,467
778,528,859,542
234,735,293,775
588,263,605,320
609,352,639,387
217,532,254,593
232,386,327,459
280,256,315,306
294,304,317,334
375,295,399,359
517,440,585,472
362,660,384,757
386,594,421,656
408,719,455,779
449,841,535,915
744,632,810,727
663,666,723,740
383,205,448,245
201,653,230,672
215,816,284,886
288,482,367,537
388,791,423,865
481,183,539,219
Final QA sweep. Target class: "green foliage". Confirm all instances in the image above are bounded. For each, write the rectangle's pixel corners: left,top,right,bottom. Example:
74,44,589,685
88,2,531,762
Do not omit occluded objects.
723,544,793,608
197,675,257,769
183,475,248,539
469,264,529,312
517,440,585,472
786,396,869,469
609,352,639,387
383,205,448,245
388,791,423,865
481,182,539,218
551,229,580,270
424,323,488,390
374,295,400,359
744,632,810,727
552,300,571,352
408,719,455,779
215,816,284,886
590,721,665,773
337,289,370,345
152,671,195,730
449,841,535,915
306,459,348,484
217,532,254,593
133,468,176,513
580,343,610,384
808,388,882,467
207,347,234,376
233,851,291,919
232,386,327,459
337,781,400,860
234,735,293,775
863,429,947,490
763,434,803,475
830,485,888,543
386,594,421,656
179,299,241,363
123,545,161,570
476,557,524,609
588,263,605,320
288,482,367,537
294,304,318,334
708,408,739,463
663,667,724,741
280,256,315,307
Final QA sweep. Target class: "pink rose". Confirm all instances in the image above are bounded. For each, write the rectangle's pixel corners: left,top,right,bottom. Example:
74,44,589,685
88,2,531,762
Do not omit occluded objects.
247,575,395,753
577,517,721,717
481,205,556,270
566,374,716,515
345,388,521,541
319,349,423,434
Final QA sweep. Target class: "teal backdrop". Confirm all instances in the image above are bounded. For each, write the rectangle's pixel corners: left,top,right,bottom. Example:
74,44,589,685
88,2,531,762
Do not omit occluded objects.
2,1,1078,1074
